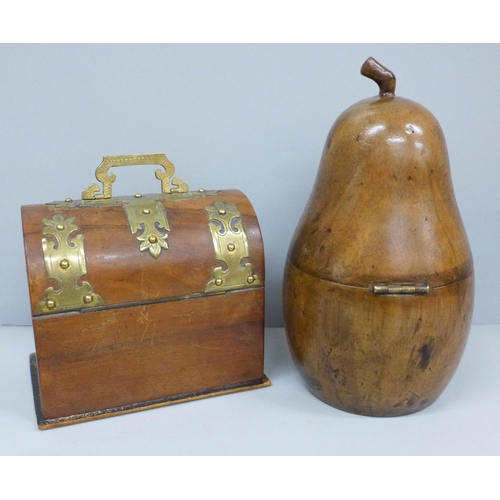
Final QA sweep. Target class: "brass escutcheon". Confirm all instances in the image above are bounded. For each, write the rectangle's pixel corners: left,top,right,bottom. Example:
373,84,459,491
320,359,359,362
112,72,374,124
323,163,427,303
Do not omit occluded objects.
124,195,170,259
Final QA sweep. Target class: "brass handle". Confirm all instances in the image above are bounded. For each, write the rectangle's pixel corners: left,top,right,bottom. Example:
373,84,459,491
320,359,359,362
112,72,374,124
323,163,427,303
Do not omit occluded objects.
81,153,189,200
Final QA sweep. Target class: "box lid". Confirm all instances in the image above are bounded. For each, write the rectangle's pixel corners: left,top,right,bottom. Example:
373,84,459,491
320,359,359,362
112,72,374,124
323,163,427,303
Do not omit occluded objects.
21,155,264,316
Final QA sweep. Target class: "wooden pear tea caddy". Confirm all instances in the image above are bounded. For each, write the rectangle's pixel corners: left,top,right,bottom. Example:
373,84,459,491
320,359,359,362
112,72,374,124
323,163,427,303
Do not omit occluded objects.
283,57,474,417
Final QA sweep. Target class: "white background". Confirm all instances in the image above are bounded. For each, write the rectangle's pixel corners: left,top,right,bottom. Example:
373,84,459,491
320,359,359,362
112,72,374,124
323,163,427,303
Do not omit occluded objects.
1,43,499,327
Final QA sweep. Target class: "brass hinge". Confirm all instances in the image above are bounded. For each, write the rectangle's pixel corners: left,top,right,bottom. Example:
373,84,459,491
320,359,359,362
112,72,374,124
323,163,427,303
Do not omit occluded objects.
371,283,430,295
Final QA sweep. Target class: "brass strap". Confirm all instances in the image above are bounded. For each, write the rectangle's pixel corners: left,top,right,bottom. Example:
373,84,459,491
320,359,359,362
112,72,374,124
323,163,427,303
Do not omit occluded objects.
35,213,104,314
204,200,262,293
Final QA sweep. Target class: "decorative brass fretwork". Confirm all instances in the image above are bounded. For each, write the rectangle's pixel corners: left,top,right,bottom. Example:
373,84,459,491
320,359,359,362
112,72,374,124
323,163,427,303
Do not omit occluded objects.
35,213,104,314
124,196,170,259
81,153,189,200
204,200,262,293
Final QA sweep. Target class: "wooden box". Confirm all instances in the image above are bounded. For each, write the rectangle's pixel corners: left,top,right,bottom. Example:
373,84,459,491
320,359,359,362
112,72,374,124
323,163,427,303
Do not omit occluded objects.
21,154,269,429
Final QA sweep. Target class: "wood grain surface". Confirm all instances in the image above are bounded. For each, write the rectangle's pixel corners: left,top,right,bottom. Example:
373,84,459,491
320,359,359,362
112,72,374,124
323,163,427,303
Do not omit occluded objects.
284,58,474,416
33,288,264,419
284,263,473,416
288,93,473,288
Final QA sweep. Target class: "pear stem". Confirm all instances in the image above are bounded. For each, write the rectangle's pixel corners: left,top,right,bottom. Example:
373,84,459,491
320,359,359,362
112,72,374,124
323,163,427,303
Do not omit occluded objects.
361,57,396,97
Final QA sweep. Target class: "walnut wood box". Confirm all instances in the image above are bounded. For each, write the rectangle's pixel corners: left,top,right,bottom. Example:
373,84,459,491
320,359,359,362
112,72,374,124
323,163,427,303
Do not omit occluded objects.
21,154,269,429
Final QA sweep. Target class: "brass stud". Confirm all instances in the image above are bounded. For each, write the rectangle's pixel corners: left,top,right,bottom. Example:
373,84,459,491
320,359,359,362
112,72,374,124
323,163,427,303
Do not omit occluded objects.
247,275,255,284
46,299,56,309
215,278,223,286
218,208,226,215
148,235,158,243
59,259,70,270
227,243,235,252
65,198,73,202
56,224,65,231
83,294,94,304
142,209,151,215
135,193,142,198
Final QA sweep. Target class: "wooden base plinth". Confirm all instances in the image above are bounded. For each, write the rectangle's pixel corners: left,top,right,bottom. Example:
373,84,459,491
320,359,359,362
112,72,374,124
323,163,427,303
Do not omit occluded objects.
30,353,270,430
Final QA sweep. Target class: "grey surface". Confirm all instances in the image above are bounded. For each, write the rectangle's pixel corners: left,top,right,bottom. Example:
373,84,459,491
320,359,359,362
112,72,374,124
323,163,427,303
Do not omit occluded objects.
0,44,499,327
1,325,500,455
